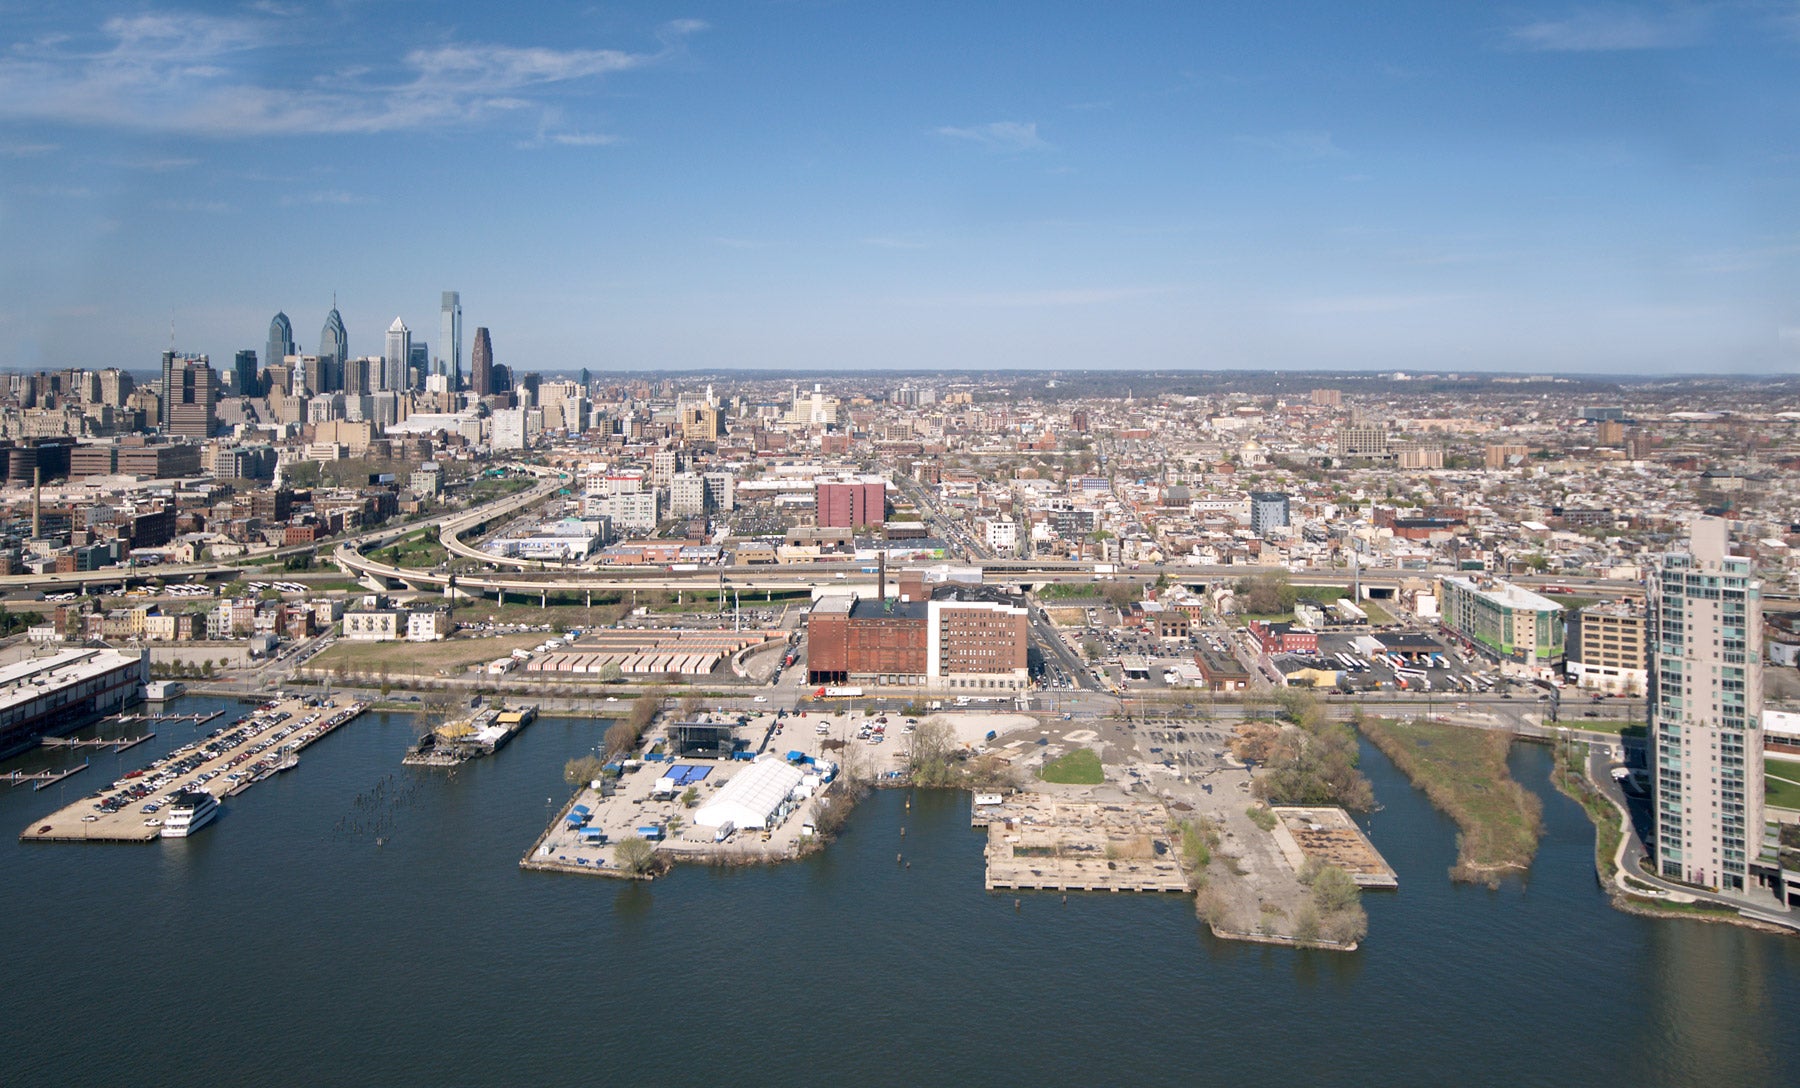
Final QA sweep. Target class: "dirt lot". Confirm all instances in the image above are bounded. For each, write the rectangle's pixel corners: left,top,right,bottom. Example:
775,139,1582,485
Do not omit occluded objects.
308,633,546,678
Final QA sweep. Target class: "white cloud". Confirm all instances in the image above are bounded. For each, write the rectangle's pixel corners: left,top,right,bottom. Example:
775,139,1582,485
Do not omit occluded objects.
1508,7,1706,51
279,190,369,206
550,132,621,146
151,197,233,213
0,11,701,137
934,121,1048,152
0,142,59,157
861,236,929,250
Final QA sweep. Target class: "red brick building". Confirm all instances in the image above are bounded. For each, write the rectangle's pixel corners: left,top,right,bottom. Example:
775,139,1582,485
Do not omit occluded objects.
815,478,886,529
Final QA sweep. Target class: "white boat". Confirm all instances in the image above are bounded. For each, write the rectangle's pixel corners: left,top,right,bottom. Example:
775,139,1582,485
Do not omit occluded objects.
160,791,219,838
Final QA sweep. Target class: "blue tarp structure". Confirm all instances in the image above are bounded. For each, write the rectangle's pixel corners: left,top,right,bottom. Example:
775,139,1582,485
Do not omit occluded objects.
785,750,805,762
665,765,712,787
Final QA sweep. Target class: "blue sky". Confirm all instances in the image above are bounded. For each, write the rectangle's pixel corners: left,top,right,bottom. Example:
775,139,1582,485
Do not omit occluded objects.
2,1,1798,375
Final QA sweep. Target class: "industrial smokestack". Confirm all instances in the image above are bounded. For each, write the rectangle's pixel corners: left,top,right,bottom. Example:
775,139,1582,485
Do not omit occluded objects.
31,466,40,539
878,552,887,602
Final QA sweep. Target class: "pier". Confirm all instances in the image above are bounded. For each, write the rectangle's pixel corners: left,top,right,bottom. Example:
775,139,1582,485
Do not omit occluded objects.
41,734,154,752
4,761,88,790
115,710,224,727
20,696,366,843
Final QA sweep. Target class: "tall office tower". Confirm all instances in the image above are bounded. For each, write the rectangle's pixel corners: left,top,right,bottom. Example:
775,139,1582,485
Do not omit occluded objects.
97,368,133,408
469,326,493,396
343,356,369,396
409,343,429,391
265,313,294,381
383,317,411,392
438,291,462,390
320,305,349,391
160,349,176,412
1650,517,1764,893
165,354,219,439
234,350,260,397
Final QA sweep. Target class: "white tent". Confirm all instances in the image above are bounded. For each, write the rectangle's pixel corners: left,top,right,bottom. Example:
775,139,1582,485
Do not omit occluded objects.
695,758,805,830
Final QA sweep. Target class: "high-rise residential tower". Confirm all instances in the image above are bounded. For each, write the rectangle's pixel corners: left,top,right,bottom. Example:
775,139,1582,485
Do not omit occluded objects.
469,326,493,396
438,291,462,390
164,353,219,439
1650,517,1764,893
265,313,294,380
320,304,349,391
383,318,411,392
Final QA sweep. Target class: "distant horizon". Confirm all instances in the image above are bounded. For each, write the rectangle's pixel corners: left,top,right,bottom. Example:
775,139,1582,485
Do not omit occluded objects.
4,5,1799,375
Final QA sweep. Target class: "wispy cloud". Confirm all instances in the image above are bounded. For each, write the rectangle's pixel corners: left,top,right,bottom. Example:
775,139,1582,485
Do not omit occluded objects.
934,121,1048,152
1239,130,1344,160
1508,7,1706,52
118,155,199,171
861,236,929,250
152,197,233,213
14,184,93,198
0,142,59,157
550,131,621,146
1288,293,1468,315
0,12,703,137
901,285,1176,308
279,190,370,206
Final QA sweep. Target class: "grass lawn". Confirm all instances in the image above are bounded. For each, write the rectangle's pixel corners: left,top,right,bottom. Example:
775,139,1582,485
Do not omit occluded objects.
1359,717,1543,882
372,529,449,570
1566,719,1640,735
309,633,545,678
1039,747,1104,785
1767,766,1800,812
1359,599,1395,625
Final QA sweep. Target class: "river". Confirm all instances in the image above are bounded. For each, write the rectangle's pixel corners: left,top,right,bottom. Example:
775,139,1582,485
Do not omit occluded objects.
2,696,1796,1087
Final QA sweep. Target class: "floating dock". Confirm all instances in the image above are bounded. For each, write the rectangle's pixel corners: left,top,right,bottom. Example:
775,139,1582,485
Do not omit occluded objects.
20,697,366,843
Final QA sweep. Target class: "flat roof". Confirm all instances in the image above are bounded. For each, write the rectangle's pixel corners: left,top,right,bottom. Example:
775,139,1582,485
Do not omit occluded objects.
1442,576,1563,613
0,648,143,713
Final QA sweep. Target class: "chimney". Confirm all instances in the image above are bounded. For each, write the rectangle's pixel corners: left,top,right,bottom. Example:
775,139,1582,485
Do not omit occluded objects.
878,552,887,601
32,466,41,540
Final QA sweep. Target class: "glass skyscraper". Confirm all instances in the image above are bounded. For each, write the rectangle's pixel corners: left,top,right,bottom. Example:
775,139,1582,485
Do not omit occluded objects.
439,291,462,390
265,312,294,381
320,305,349,391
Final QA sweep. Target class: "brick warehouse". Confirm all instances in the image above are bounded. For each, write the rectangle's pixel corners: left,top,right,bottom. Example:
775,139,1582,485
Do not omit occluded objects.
807,582,1029,691
814,477,888,528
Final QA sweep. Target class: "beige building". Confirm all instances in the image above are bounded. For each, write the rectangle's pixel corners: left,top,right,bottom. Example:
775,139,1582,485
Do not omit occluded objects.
1566,601,1646,696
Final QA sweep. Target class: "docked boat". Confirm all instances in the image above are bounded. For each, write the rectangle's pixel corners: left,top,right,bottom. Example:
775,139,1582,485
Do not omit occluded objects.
160,791,219,838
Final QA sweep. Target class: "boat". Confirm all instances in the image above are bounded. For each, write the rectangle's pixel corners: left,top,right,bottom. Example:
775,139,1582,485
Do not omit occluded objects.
160,791,220,838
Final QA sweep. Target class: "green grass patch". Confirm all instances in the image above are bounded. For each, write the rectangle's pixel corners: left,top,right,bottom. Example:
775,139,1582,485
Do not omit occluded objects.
372,528,449,570
1766,767,1800,811
1039,747,1104,785
1359,717,1543,882
1359,599,1395,625
1550,748,1623,880
1547,595,1599,612
1566,719,1640,735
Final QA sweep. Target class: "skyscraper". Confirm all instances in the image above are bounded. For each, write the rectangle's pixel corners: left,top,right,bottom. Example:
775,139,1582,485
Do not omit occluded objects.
234,349,260,397
265,312,294,380
410,343,429,391
469,326,493,396
438,291,462,390
1650,517,1764,893
164,354,219,439
383,317,411,392
320,304,349,391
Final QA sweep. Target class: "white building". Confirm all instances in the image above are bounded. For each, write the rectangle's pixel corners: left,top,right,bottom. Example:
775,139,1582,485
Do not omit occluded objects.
343,606,402,641
406,610,450,642
695,758,805,830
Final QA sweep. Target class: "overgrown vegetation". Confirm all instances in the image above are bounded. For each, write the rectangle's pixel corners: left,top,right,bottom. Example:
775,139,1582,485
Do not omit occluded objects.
1245,804,1277,831
1238,692,1374,812
613,835,660,876
1177,816,1219,888
1296,861,1369,946
564,755,608,786
1039,747,1104,785
603,690,662,758
1360,716,1543,885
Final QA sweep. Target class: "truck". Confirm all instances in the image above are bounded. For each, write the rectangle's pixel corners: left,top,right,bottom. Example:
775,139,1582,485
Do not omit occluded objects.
1094,563,1117,574
818,685,864,698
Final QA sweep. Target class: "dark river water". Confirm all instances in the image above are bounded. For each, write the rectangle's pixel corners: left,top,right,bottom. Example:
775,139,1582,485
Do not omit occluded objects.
3,696,1796,1087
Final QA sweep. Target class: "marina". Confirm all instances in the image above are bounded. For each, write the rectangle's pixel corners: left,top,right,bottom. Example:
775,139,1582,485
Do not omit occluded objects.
18,695,367,843
4,761,89,791
40,734,154,751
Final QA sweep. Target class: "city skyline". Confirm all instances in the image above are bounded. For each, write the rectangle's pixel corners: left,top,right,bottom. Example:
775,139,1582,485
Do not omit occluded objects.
3,4,1800,375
